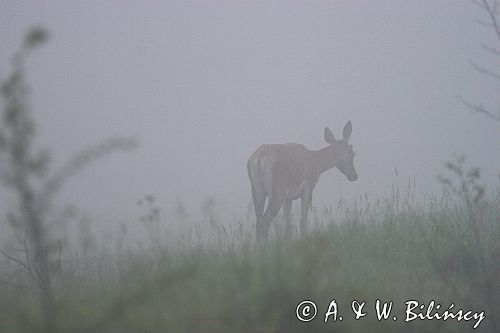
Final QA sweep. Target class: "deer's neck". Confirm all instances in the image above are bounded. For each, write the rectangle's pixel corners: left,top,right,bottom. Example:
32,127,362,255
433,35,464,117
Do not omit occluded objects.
310,145,338,175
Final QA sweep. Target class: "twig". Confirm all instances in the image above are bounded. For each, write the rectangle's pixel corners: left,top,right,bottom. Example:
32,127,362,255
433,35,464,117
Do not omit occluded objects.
0,278,31,291
481,0,500,42
0,248,41,287
23,235,42,284
482,43,500,56
0,249,32,275
458,95,500,121
469,59,500,82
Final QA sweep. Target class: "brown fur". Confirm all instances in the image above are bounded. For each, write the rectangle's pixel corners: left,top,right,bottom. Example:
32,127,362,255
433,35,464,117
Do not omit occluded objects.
247,121,357,241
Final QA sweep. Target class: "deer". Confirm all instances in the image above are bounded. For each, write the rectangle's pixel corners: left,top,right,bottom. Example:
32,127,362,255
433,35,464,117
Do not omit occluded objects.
247,121,358,241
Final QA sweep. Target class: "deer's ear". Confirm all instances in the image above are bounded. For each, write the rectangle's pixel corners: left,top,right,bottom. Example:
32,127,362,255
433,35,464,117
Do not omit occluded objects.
324,127,336,144
343,121,352,141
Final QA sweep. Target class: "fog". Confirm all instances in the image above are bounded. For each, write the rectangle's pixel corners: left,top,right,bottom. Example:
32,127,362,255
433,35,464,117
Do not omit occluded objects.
1,1,499,237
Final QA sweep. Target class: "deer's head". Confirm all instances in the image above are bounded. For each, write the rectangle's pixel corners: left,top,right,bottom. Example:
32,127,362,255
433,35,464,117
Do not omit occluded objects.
324,121,358,182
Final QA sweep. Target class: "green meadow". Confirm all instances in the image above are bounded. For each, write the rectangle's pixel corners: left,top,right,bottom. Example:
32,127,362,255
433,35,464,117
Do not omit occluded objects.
1,182,498,333
1,22,499,333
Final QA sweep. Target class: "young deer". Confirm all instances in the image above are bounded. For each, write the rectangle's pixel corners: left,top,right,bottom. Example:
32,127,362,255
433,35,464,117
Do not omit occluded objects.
247,121,357,241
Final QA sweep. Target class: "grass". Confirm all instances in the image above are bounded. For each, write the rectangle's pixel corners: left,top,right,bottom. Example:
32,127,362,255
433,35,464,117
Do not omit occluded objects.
1,25,498,333
0,188,499,333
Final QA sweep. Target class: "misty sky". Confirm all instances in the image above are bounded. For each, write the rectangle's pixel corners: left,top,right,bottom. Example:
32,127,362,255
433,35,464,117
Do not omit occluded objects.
1,1,499,231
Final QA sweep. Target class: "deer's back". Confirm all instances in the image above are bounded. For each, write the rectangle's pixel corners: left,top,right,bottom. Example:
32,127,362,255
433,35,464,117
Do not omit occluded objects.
248,143,316,197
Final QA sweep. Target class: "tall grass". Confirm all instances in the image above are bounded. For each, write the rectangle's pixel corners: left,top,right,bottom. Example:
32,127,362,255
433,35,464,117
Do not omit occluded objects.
1,183,498,333
1,27,498,333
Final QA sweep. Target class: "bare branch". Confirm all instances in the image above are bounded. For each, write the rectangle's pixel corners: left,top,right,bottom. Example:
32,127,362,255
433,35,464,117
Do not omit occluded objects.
469,59,500,81
0,249,32,275
481,43,500,56
0,247,42,288
23,235,42,284
458,95,500,121
41,137,138,203
480,0,500,41
475,18,495,27
0,278,31,291
467,0,500,124
471,0,489,10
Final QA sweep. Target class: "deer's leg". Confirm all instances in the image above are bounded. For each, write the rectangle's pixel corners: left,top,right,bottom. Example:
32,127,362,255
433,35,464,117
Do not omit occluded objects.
251,183,266,221
257,196,282,241
300,193,312,237
251,181,268,241
283,199,293,238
